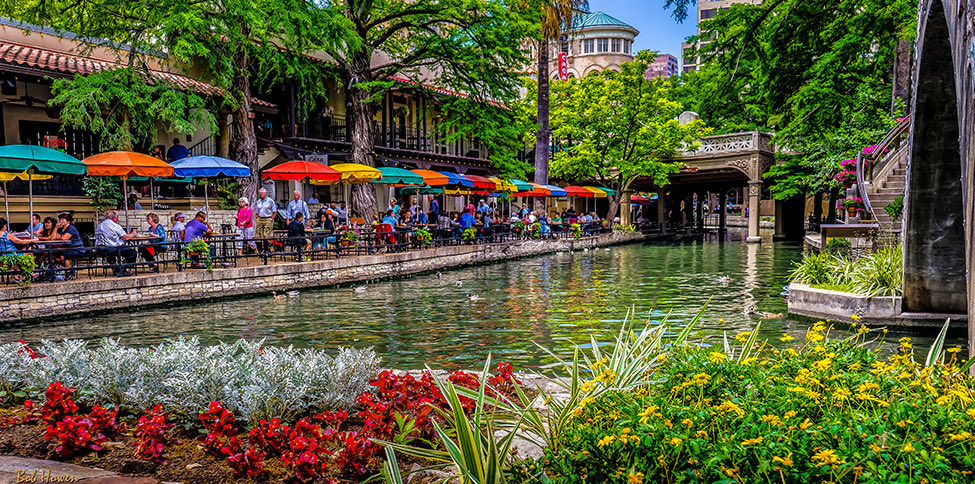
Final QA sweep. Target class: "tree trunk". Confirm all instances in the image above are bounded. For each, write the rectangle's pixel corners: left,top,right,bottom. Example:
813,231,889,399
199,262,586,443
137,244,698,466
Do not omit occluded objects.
891,39,911,114
605,193,619,222
348,54,379,222
228,44,259,206
826,187,838,224
534,42,551,214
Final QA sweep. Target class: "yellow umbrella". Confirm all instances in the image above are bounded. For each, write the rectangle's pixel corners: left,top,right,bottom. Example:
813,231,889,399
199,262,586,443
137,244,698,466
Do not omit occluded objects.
0,172,53,224
327,163,382,184
444,188,472,195
488,178,516,192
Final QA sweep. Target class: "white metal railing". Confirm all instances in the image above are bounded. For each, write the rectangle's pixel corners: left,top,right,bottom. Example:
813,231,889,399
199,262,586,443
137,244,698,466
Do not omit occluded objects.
680,131,774,156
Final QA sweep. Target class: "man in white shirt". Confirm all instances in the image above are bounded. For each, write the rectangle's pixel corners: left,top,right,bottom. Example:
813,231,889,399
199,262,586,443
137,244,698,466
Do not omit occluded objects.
96,211,138,277
254,189,277,253
336,202,348,224
287,190,310,224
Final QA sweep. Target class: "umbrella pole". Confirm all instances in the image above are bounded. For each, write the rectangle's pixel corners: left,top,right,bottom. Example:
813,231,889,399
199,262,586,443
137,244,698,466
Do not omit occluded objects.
150,178,155,212
204,180,209,213
123,176,129,230
3,181,8,224
28,171,33,231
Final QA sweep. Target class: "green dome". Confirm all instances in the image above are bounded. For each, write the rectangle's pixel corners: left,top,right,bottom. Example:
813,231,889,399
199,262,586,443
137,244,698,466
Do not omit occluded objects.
570,11,638,32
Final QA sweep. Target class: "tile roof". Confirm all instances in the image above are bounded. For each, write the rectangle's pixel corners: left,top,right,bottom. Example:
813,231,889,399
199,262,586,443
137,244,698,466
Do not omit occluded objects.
570,11,638,32
0,39,223,96
387,75,506,108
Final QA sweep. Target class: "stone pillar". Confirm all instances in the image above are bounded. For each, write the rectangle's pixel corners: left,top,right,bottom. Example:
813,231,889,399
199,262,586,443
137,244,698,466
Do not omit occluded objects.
621,189,632,226
695,191,704,228
746,180,762,243
657,190,667,234
718,191,727,232
774,199,786,239
216,112,230,159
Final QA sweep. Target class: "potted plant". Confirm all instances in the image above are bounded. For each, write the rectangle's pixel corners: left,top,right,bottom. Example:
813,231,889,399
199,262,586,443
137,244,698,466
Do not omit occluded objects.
513,220,526,235
414,227,433,246
0,254,37,285
341,229,359,247
838,197,865,217
570,223,582,239
833,170,857,189
462,227,477,242
180,239,213,271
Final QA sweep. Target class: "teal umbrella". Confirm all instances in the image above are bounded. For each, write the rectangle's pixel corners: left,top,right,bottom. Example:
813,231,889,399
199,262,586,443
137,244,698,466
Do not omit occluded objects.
0,145,86,225
373,166,425,185
120,176,194,211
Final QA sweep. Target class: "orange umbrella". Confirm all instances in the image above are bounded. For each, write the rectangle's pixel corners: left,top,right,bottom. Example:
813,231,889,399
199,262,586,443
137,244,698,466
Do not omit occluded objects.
411,169,449,186
511,183,551,197
82,152,175,228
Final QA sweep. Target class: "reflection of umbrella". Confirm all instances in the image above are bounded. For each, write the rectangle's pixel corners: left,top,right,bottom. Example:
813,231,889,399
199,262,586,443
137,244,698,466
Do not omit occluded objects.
0,145,86,227
172,155,251,211
83,152,174,228
373,167,424,185
0,172,53,224
412,169,449,186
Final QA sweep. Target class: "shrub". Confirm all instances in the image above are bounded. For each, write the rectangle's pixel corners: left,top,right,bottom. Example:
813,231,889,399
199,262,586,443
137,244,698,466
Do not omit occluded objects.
44,415,105,457
0,338,380,425
790,246,902,297
537,323,975,484
884,195,904,222
571,223,582,239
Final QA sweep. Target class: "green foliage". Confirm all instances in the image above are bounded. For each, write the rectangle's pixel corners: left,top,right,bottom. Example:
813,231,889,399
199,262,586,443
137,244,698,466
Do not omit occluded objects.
547,51,706,217
790,245,902,297
51,68,214,151
437,97,532,180
342,230,360,244
570,223,582,239
676,0,915,198
612,223,635,232
462,228,478,241
82,176,122,214
825,238,851,250
414,227,433,245
539,324,975,483
884,195,904,222
212,181,240,210
180,238,212,272
0,254,37,285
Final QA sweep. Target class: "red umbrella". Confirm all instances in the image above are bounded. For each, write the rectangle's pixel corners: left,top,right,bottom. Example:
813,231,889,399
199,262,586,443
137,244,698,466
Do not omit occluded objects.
563,186,594,197
262,160,341,182
463,174,497,190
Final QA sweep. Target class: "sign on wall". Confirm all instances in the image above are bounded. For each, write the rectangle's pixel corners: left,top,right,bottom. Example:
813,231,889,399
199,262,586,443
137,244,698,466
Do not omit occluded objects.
558,52,568,81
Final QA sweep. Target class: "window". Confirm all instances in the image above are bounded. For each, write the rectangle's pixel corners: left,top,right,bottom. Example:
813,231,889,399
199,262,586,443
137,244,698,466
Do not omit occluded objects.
583,39,594,53
560,41,569,54
623,40,631,54
700,8,717,19
597,38,609,53
611,38,621,53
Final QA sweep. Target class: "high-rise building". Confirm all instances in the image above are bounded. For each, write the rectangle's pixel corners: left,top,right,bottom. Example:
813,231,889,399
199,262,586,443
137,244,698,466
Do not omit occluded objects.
682,0,761,72
645,53,679,79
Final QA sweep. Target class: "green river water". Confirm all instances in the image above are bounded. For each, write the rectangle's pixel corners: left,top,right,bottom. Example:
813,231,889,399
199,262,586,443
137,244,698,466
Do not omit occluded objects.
0,228,952,369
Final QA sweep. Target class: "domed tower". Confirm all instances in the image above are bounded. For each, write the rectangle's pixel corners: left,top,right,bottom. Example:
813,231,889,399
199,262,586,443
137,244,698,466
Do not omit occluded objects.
546,11,639,79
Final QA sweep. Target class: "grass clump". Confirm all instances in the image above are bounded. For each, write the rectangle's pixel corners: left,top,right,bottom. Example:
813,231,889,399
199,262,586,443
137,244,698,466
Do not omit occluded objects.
790,245,902,297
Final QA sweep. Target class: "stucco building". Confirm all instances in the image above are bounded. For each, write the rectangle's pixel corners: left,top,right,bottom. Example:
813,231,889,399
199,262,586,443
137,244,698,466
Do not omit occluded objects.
543,11,639,78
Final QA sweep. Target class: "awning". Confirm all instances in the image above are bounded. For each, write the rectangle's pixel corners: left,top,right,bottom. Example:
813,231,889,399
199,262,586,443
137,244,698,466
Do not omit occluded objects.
411,169,450,186
582,186,608,198
508,179,533,192
542,184,568,197
374,166,424,185
263,160,341,183
0,171,52,182
464,175,496,190
438,172,474,188
83,151,174,178
489,178,517,192
330,163,382,184
444,188,472,195
563,186,594,197
120,176,194,183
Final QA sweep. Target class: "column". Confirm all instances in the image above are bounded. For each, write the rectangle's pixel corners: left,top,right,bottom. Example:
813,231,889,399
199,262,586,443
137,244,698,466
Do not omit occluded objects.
621,190,632,226
774,199,786,239
718,191,727,232
746,180,762,243
695,191,704,229
657,190,667,234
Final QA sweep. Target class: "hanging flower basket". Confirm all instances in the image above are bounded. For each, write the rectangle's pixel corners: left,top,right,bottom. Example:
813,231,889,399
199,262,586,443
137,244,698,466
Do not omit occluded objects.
833,170,857,189
838,197,864,217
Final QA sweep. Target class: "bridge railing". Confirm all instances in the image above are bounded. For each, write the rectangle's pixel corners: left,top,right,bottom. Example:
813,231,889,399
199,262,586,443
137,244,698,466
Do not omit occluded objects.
680,131,774,157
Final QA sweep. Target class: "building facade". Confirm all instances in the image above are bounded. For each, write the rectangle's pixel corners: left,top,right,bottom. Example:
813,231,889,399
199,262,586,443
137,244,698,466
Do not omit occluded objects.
543,11,639,78
645,53,679,79
681,0,761,72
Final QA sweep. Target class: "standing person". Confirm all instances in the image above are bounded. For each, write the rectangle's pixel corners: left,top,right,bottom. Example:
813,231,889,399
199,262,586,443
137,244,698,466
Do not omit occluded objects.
254,189,277,253
96,211,138,277
477,199,490,216
464,198,475,216
53,212,84,278
286,190,310,224
29,214,43,236
408,198,420,218
428,195,440,224
336,202,349,224
389,199,400,217
236,197,256,254
138,213,167,273
166,138,190,161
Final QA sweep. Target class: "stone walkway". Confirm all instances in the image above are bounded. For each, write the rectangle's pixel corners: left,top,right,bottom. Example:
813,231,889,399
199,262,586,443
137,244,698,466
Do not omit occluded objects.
0,456,166,484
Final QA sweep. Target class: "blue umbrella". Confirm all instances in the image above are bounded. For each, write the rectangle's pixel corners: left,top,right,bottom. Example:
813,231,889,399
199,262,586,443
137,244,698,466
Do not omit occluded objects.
437,172,474,188
170,156,251,210
542,185,568,197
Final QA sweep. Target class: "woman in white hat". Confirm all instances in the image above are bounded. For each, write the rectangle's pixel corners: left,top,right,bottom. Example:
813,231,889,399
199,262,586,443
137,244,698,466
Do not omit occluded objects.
171,212,187,241
237,197,257,254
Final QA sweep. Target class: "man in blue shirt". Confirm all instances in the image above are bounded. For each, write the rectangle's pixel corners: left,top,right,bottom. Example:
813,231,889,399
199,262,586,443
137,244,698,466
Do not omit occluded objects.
166,138,190,161
460,211,476,229
477,200,491,216
286,190,310,224
429,196,440,223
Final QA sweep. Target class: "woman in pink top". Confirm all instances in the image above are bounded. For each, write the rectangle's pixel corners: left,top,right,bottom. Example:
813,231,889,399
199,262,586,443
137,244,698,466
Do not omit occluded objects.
237,197,256,253
465,198,475,216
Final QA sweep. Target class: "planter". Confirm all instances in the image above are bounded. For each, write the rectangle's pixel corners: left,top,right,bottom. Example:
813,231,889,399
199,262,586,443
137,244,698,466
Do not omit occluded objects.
847,208,858,217
340,239,356,248
843,181,853,189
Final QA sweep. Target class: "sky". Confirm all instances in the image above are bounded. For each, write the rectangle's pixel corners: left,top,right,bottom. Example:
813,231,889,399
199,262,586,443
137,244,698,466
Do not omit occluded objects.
591,0,697,66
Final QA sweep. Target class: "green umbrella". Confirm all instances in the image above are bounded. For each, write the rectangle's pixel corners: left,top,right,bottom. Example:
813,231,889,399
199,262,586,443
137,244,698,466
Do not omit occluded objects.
398,186,444,195
508,179,533,192
0,145,86,226
373,166,425,185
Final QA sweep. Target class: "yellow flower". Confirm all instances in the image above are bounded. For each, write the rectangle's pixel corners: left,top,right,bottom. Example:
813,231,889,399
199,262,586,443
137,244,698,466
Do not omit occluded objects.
780,334,795,342
896,419,913,428
967,409,975,419
832,388,851,401
681,418,694,427
709,351,727,363
638,405,659,424
687,458,699,465
784,411,797,418
715,400,746,418
947,347,962,353
869,443,882,452
772,453,794,467
811,449,843,466
597,435,616,448
807,331,824,343
735,332,750,343
694,430,708,439
669,437,683,447
948,431,971,441
799,419,813,430
857,324,870,335
903,442,916,452
813,358,833,371
741,436,764,445
627,472,644,484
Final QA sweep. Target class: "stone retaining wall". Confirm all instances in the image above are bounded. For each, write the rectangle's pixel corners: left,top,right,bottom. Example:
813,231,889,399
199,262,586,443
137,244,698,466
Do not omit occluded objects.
786,283,966,329
0,232,644,323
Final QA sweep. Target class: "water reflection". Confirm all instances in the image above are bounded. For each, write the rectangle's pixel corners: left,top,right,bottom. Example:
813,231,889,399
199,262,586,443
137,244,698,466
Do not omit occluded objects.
0,229,953,369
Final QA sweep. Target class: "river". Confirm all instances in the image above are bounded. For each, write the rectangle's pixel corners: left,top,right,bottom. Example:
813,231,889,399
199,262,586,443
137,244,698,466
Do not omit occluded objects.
0,228,952,369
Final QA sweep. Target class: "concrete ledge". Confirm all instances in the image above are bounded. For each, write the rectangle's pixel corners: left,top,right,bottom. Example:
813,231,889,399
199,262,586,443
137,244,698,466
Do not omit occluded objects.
0,232,644,323
786,283,966,329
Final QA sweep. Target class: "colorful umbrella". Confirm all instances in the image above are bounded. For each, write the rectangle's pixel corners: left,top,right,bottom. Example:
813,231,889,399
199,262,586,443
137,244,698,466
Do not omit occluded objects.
0,171,52,224
630,194,650,205
411,169,449,186
542,185,568,197
489,178,517,192
512,183,551,197
373,167,424,185
328,163,382,184
438,172,474,188
263,160,341,183
83,152,174,228
0,145,86,226
508,179,533,192
399,186,445,195
582,186,609,198
463,175,497,190
563,186,594,198
171,155,251,211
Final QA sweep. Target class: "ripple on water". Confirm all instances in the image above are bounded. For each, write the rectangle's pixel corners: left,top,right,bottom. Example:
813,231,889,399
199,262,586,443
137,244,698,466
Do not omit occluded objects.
0,229,952,369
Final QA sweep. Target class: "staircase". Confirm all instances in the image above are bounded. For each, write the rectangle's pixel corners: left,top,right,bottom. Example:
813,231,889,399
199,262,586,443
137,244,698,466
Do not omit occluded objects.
865,145,907,229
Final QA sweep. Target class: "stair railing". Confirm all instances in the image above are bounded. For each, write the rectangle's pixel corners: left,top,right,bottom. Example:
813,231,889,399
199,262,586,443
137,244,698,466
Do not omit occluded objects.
856,117,910,220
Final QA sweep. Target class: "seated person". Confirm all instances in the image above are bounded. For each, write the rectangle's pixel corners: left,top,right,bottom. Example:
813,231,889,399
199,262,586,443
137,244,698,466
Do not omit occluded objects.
459,211,476,229
183,211,213,242
0,217,33,282
95,211,138,277
32,216,58,267
138,213,167,273
311,211,337,250
53,213,85,277
171,213,187,241
287,212,310,251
